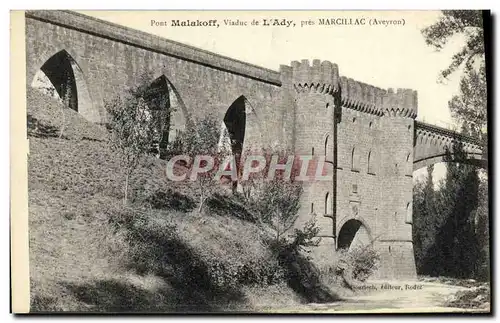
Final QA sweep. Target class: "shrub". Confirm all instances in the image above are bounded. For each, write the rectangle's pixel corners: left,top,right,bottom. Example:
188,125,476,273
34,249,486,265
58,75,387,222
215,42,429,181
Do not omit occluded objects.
245,178,303,241
202,255,286,289
337,245,380,282
145,188,196,212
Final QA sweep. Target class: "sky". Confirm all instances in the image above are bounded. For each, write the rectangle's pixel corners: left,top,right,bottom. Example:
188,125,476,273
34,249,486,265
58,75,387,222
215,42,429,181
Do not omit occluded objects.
80,10,470,183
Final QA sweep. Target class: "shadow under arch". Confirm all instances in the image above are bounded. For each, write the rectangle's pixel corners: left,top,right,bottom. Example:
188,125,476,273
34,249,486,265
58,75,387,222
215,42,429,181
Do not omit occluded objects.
337,218,372,250
413,153,487,171
220,95,264,155
140,74,192,159
30,49,99,122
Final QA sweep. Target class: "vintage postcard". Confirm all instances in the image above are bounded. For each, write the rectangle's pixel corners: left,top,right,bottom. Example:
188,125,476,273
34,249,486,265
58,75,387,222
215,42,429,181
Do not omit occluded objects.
10,10,491,313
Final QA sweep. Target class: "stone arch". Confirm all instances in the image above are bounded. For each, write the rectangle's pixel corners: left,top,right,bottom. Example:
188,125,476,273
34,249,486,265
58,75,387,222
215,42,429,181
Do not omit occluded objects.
144,74,189,158
337,218,372,250
31,49,99,122
413,153,486,171
222,96,247,158
220,95,265,188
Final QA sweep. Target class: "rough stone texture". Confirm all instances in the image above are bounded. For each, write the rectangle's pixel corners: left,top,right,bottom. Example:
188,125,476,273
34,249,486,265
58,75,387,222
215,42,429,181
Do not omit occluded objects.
25,10,486,280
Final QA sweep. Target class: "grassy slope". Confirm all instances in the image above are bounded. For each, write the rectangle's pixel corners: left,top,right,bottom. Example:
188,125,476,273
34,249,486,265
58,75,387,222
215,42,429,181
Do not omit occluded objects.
28,89,305,312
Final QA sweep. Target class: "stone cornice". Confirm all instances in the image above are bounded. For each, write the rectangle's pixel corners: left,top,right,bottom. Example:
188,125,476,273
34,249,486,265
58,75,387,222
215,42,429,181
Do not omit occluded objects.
25,10,282,86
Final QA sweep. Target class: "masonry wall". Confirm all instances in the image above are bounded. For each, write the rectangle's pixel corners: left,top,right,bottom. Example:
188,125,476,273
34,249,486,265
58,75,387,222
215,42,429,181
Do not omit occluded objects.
336,107,383,242
25,13,288,151
374,115,416,279
26,11,423,279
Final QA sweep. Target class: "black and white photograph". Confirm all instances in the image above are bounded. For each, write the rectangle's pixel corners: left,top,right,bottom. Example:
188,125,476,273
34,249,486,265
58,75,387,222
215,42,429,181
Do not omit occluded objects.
10,9,491,313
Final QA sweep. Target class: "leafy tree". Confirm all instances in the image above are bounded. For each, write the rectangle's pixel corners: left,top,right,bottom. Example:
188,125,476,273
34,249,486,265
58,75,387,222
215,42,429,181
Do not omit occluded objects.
422,10,484,80
59,76,72,139
419,10,489,280
105,79,162,204
251,179,303,242
175,114,231,212
448,63,487,142
472,179,489,280
423,10,488,143
433,141,480,278
239,149,308,242
412,165,441,274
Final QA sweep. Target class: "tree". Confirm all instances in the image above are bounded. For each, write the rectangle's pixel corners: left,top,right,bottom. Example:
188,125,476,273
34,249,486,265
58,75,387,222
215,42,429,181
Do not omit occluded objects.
58,75,73,139
239,149,305,242
423,10,487,143
412,165,441,274
175,114,231,212
420,10,489,280
434,141,480,278
251,179,303,242
448,63,487,142
422,10,484,80
105,80,161,204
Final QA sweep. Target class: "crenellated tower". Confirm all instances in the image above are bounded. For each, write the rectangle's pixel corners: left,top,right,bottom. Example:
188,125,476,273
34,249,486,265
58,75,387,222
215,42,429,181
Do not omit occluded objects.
280,59,341,265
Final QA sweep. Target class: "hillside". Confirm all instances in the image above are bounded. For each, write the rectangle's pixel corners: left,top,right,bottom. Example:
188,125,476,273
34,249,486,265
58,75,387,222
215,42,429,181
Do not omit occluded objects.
27,89,344,312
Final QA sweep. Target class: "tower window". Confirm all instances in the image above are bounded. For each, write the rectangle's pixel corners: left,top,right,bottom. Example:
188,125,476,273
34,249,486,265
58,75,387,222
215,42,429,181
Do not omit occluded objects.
351,147,360,171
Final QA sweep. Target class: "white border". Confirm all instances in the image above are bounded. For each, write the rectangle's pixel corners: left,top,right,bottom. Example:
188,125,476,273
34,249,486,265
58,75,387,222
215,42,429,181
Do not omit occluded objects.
4,1,498,322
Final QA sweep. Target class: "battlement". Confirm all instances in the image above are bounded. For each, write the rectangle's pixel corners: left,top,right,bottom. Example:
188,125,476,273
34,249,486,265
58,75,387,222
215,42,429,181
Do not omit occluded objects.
340,77,386,116
339,78,418,119
280,59,418,118
280,59,340,94
382,88,418,119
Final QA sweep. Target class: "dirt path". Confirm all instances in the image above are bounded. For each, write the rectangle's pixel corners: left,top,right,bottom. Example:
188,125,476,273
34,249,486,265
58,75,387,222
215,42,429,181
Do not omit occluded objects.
268,280,489,313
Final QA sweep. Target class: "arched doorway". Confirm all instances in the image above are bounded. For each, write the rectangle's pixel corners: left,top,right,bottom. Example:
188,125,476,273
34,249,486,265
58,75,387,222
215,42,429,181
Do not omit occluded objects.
337,219,371,250
31,50,96,122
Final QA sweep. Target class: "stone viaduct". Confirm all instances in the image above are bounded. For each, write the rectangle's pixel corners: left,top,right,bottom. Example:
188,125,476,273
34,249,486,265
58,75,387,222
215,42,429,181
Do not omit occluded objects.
25,10,486,279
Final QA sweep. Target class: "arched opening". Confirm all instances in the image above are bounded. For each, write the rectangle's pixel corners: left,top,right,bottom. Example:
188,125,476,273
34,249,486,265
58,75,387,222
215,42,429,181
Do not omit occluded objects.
141,75,170,158
311,203,314,214
324,135,329,156
223,96,246,158
406,202,412,224
139,75,187,159
337,219,371,250
325,192,331,215
405,153,413,175
219,96,247,190
351,147,360,171
31,50,96,122
367,150,373,174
